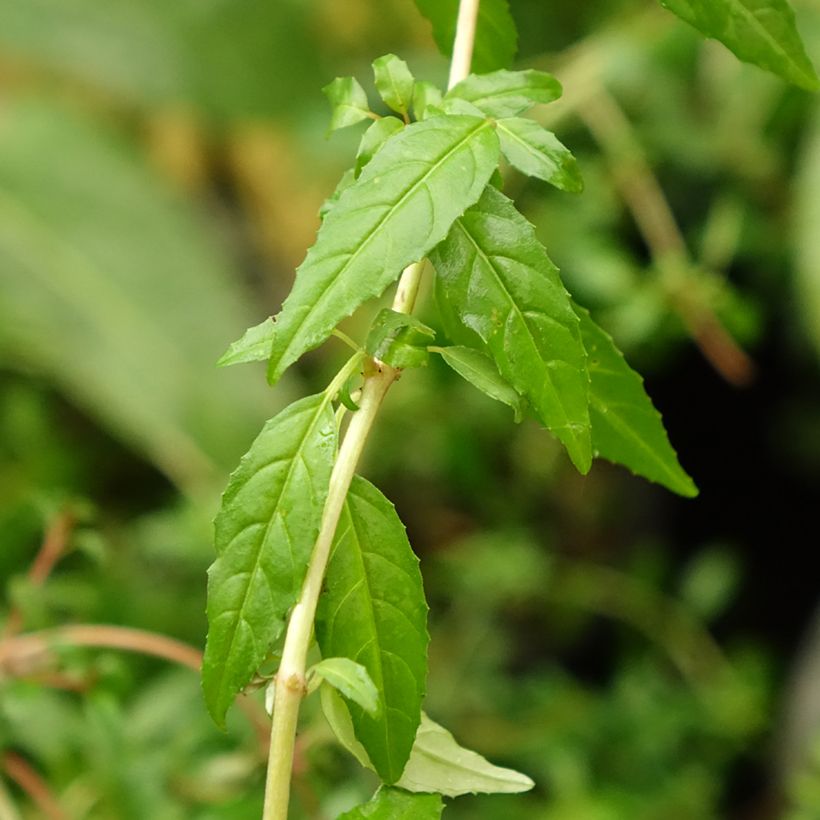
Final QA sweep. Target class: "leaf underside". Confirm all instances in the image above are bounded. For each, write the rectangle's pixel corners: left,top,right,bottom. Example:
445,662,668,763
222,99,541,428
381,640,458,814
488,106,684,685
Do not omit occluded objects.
338,787,443,819
316,476,429,784
202,392,336,726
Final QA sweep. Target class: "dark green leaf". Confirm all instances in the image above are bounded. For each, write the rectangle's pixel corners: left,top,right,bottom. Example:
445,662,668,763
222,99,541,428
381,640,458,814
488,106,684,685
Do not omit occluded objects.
372,54,415,118
397,714,535,796
266,115,499,384
575,304,698,497
309,659,379,716
447,69,562,118
356,117,405,177
323,77,372,131
413,82,444,121
796,111,820,356
413,0,517,74
316,476,429,783
433,346,523,420
497,118,583,192
339,787,443,819
217,317,274,367
366,309,436,369
202,393,337,726
431,185,592,472
658,0,819,90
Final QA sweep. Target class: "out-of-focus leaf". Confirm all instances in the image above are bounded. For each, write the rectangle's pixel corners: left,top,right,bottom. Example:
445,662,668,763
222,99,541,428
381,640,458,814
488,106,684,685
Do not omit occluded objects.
372,55,415,118
338,787,443,819
202,393,336,727
324,77,373,132
0,99,270,494
413,0,517,74
796,110,820,356
309,658,380,716
447,69,562,118
316,477,429,784
657,0,819,90
266,115,499,384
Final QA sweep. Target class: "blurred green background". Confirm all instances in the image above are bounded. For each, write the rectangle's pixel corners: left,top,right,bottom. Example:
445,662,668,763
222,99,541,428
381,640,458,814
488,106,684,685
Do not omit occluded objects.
2,0,820,817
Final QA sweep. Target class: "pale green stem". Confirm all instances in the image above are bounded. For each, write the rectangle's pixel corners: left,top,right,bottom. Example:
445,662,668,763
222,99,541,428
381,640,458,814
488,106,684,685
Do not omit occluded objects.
261,1,482,816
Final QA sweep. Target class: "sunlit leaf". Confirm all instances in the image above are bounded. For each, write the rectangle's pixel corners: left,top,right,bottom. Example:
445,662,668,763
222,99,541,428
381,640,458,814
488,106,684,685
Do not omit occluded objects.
309,659,380,716
324,77,373,132
372,55,415,119
447,69,562,118
217,317,274,367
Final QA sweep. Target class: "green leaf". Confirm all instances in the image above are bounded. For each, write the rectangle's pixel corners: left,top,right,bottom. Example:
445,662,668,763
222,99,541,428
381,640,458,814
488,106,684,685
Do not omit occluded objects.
431,185,592,473
657,0,819,90
320,168,356,220
309,659,380,716
372,54,415,118
413,81,444,121
217,317,274,367
433,346,524,421
796,111,820,357
202,393,337,726
323,76,373,132
397,714,535,797
316,476,429,784
266,115,499,384
366,309,436,370
356,117,405,177
447,69,562,118
413,0,517,74
497,118,583,193
575,304,698,497
339,787,443,819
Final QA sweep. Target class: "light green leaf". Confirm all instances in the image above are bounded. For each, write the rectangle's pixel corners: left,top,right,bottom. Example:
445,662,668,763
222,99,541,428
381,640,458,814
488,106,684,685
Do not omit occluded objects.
372,54,415,118
431,185,592,473
309,659,380,716
366,309,436,370
339,787,443,819
413,81,444,121
447,69,562,118
316,476,429,784
217,317,274,367
433,346,523,421
320,168,356,220
266,115,499,384
575,304,698,497
658,0,819,90
202,392,337,726
497,118,583,193
413,0,517,74
356,117,404,176
323,76,372,131
398,714,535,797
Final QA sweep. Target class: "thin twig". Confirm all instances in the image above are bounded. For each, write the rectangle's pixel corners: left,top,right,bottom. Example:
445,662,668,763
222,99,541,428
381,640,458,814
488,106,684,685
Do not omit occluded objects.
1,753,67,820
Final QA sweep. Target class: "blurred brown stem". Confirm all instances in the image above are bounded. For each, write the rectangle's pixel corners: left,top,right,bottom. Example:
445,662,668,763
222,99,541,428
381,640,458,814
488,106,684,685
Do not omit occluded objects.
1,753,67,820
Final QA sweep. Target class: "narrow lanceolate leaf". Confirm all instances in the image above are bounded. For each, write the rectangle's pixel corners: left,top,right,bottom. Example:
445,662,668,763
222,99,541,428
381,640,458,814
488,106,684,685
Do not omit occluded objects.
372,54,415,118
657,0,819,90
339,787,443,820
316,476,429,783
414,0,517,74
575,305,698,497
431,185,592,472
202,393,336,726
267,115,500,384
218,317,274,367
447,69,562,118
434,346,524,421
309,659,380,716
398,714,535,797
497,118,583,193
356,117,404,176
324,77,373,131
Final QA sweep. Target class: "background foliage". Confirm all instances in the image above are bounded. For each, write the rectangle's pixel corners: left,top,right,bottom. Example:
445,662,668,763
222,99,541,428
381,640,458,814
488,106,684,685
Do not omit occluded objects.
1,0,820,817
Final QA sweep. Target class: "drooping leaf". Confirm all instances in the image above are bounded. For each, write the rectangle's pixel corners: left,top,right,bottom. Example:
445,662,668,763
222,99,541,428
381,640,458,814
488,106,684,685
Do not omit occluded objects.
413,82,444,121
413,0,517,74
431,185,592,472
309,659,380,716
398,714,535,797
657,0,819,90
497,118,583,193
366,309,436,369
433,346,524,420
324,77,373,132
316,476,429,784
447,69,562,118
339,787,443,819
217,317,274,367
202,392,337,726
356,117,405,177
372,55,415,118
266,115,499,384
575,304,698,497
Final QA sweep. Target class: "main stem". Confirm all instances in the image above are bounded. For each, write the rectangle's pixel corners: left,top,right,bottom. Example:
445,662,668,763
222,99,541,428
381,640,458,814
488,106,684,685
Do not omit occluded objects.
262,2,480,816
